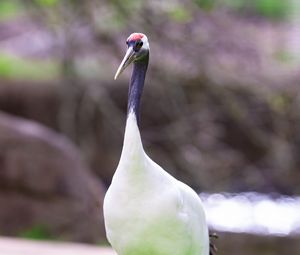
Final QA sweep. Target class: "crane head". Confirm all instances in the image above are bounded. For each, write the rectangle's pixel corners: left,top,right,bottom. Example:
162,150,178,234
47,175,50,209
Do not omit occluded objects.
114,33,149,80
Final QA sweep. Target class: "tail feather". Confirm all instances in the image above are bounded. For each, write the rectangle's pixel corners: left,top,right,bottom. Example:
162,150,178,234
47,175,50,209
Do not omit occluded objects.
209,233,218,255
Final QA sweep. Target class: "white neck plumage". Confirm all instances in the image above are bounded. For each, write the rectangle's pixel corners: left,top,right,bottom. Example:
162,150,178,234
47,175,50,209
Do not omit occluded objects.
119,110,145,170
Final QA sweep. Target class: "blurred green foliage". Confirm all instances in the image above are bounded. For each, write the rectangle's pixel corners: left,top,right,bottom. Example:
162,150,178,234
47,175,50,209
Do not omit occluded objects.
0,54,60,81
19,225,53,240
34,0,58,7
0,0,21,21
255,0,289,19
273,50,295,64
268,93,292,114
168,5,192,23
194,0,216,10
0,0,292,83
195,0,290,20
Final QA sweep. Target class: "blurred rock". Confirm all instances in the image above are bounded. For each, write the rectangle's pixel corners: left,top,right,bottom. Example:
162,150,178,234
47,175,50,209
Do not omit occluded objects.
0,80,60,130
0,112,106,242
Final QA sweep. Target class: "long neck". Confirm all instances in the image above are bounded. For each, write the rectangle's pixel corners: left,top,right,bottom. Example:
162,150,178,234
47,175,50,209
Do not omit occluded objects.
127,54,149,126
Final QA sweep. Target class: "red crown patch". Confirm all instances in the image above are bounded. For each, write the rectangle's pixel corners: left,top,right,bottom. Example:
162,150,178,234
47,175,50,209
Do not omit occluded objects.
127,33,144,42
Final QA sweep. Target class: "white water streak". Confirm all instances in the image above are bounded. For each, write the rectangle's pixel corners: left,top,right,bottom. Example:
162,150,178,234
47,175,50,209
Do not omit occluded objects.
200,192,300,236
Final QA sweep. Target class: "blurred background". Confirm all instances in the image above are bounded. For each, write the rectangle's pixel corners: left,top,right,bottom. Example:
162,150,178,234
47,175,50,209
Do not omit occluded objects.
0,0,299,254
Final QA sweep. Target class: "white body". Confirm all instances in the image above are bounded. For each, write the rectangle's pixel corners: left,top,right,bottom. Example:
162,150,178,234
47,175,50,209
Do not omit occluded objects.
103,112,209,255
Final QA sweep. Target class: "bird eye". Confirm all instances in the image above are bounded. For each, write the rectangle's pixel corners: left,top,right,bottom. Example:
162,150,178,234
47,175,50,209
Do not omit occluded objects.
135,41,143,48
134,41,143,51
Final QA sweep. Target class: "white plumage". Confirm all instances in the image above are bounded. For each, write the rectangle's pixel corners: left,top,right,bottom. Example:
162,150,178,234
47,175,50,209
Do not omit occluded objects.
103,33,209,255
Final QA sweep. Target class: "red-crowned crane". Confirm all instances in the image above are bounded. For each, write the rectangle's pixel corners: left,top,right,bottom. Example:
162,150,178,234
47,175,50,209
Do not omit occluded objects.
103,33,210,255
